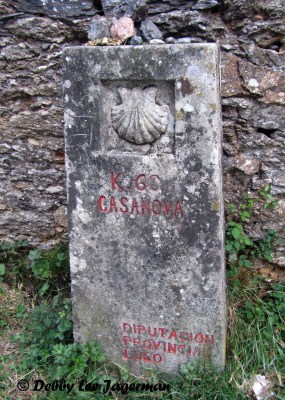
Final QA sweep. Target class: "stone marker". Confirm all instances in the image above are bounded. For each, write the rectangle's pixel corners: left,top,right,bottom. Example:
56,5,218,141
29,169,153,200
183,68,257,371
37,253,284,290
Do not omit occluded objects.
63,44,226,374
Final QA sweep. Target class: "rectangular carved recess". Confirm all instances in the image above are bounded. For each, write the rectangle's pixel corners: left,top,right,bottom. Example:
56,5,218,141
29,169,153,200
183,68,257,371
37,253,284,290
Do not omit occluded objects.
99,80,175,155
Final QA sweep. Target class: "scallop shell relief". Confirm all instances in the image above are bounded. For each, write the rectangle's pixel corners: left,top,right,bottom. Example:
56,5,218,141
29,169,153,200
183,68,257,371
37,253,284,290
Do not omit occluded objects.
111,86,169,145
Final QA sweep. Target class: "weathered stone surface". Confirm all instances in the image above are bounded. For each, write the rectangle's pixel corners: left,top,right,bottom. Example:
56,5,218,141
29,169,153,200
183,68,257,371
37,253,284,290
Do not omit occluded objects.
128,35,143,45
240,21,285,47
149,38,165,44
88,16,111,40
148,1,195,15
0,1,16,14
165,36,176,44
192,0,219,10
11,0,98,17
8,108,63,138
140,19,163,41
222,0,285,22
0,210,56,238
53,205,68,227
177,37,203,43
234,155,261,175
150,10,226,40
0,44,40,61
4,17,73,43
221,54,245,98
101,0,148,21
239,60,285,105
242,46,285,71
272,255,285,267
0,73,60,99
110,16,136,41
0,37,17,47
63,44,226,372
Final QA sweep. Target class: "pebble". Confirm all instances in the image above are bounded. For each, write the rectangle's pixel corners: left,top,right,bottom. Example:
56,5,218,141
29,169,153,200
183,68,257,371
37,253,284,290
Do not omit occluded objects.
129,35,143,45
140,19,163,41
149,39,165,45
88,16,111,41
165,37,176,44
177,37,203,44
192,0,218,10
221,44,234,51
110,16,136,41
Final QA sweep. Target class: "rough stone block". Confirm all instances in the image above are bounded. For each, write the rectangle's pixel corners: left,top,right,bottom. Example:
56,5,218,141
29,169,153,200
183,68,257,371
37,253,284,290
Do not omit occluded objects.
63,44,226,373
12,0,97,17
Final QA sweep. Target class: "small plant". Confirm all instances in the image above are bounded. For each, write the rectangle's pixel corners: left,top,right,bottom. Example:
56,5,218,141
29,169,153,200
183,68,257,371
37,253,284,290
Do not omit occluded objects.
226,186,282,286
16,296,73,370
26,243,69,295
228,277,285,395
50,341,105,381
258,185,278,209
0,241,69,298
0,263,5,281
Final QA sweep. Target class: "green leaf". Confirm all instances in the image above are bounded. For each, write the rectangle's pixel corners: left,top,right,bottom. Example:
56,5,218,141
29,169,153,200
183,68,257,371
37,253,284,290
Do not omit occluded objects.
180,364,189,375
227,203,236,212
232,227,242,239
20,239,29,247
0,263,5,276
244,259,252,268
39,282,49,296
264,254,273,262
264,185,271,193
225,243,233,251
228,221,238,227
240,211,251,221
28,249,41,261
52,295,59,308
238,258,244,267
244,237,252,245
272,291,285,299
233,241,240,251
278,303,285,313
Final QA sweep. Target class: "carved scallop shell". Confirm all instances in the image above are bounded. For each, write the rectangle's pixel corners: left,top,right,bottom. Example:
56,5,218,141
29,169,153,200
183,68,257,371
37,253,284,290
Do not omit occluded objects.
111,86,169,145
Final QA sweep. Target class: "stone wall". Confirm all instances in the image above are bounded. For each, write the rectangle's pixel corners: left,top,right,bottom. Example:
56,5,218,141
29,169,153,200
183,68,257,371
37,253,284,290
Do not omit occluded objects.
0,0,284,265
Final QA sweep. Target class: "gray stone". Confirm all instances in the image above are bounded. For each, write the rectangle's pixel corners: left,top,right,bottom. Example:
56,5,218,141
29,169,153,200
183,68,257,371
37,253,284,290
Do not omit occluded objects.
192,0,219,10
149,39,165,44
11,0,98,17
222,0,285,22
177,37,203,44
110,16,136,41
46,186,63,193
151,10,226,41
101,0,148,21
234,155,261,175
4,16,73,43
128,35,143,45
88,16,111,41
63,44,226,373
220,44,234,51
147,1,193,14
140,19,163,41
0,2,15,14
165,37,176,44
53,205,68,227
0,44,40,61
